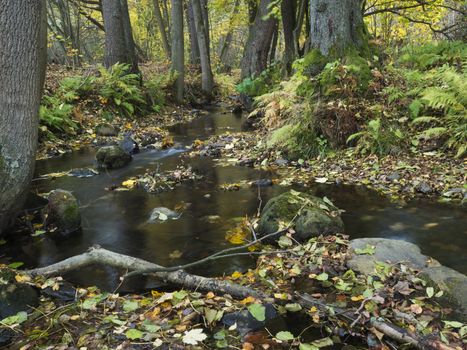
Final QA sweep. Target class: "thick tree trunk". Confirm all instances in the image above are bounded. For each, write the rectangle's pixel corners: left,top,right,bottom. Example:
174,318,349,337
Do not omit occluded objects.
0,0,47,235
153,0,171,60
241,0,278,79
281,0,297,75
101,0,138,73
171,0,185,103
186,1,201,65
309,0,366,57
191,0,214,95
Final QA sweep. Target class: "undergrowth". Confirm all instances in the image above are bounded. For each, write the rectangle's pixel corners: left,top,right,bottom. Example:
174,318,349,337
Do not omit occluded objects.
252,41,466,159
40,63,172,138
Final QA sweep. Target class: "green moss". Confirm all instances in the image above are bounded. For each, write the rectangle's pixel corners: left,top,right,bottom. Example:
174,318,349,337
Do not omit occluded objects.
63,201,79,226
301,49,328,76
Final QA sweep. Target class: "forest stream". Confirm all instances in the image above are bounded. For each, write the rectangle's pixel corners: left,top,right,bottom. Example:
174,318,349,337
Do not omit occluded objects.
3,108,466,291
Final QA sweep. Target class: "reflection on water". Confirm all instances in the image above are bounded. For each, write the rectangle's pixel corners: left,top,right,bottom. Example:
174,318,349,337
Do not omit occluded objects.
2,108,466,290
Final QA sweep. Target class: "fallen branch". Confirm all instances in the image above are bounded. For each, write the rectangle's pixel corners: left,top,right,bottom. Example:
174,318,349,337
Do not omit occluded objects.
26,245,264,300
296,293,456,350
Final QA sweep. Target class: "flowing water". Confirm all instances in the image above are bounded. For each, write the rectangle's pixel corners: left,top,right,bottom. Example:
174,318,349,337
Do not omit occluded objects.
2,108,466,290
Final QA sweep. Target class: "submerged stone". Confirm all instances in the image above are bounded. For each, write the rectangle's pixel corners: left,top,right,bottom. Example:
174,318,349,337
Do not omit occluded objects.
68,168,99,178
0,283,39,319
45,189,81,234
148,207,180,223
258,191,344,242
96,145,132,169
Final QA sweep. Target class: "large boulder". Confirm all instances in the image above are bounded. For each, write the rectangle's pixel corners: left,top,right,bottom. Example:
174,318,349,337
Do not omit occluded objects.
258,191,344,242
347,238,467,321
96,145,132,169
347,238,440,275
0,283,39,319
420,266,467,320
45,189,81,234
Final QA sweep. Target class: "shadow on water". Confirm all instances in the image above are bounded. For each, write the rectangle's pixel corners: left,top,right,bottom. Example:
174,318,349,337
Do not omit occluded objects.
2,108,465,290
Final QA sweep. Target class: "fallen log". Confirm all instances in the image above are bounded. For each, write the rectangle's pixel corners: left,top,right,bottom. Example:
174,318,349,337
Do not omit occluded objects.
26,245,263,300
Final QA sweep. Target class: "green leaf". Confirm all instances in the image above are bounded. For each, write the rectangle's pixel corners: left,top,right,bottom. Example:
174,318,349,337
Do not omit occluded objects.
142,319,161,333
315,272,329,281
125,328,144,340
1,311,28,326
8,262,24,269
173,290,188,300
278,235,293,248
285,303,302,312
123,300,139,312
443,321,464,328
311,337,334,348
275,331,294,341
103,315,126,326
426,287,434,298
248,303,266,322
299,344,319,350
354,244,375,255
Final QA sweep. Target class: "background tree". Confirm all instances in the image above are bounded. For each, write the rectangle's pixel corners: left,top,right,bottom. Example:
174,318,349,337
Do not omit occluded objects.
101,0,139,73
0,0,47,235
241,0,278,79
192,0,214,95
171,0,185,102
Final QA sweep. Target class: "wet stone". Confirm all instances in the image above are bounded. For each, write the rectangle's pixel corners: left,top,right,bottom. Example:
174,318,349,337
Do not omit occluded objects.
95,123,118,136
96,145,132,169
45,189,81,234
119,134,139,155
68,168,98,178
148,207,180,223
415,181,432,194
251,179,273,187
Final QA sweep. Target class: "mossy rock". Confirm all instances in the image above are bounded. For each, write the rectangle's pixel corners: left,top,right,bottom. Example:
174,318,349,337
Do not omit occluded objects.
96,145,132,169
258,191,344,242
45,189,81,234
95,123,118,136
301,49,328,77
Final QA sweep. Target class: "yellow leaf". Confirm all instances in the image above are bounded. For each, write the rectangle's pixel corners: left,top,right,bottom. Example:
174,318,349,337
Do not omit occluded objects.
240,296,256,305
15,274,31,283
70,315,80,320
151,290,164,298
309,306,318,313
351,295,365,302
121,179,137,189
206,292,215,299
231,271,243,280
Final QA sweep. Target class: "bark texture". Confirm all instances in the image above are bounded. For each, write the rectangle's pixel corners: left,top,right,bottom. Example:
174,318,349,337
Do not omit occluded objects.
241,0,278,79
191,0,214,95
101,0,138,72
281,0,297,75
0,0,47,235
309,0,366,56
171,0,185,102
186,1,201,65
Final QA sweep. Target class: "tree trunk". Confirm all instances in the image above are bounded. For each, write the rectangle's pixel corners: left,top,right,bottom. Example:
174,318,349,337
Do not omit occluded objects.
268,23,279,64
101,0,138,73
153,0,171,60
241,0,278,79
218,0,240,71
309,0,367,57
191,0,214,95
171,0,185,103
281,0,297,75
186,1,200,65
0,0,47,235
